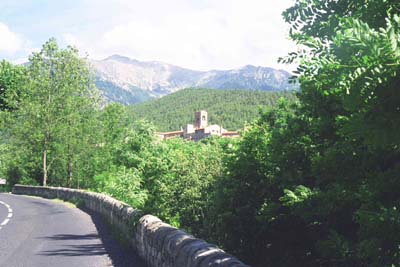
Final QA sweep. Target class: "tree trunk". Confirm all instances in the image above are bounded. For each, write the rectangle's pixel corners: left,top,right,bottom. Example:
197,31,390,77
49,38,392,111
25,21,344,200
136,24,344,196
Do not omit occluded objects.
68,159,73,187
43,145,47,186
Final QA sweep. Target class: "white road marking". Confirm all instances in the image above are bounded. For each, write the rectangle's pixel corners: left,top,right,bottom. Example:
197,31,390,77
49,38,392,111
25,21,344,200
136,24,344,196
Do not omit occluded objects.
1,218,9,226
0,200,12,230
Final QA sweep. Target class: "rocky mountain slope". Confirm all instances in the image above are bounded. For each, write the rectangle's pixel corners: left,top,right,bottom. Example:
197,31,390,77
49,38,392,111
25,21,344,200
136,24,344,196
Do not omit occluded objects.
89,55,295,105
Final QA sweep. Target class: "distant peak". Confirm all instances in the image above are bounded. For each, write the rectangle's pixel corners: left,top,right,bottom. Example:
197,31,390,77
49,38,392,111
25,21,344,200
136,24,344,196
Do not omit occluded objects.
105,54,137,63
239,64,276,72
240,64,261,70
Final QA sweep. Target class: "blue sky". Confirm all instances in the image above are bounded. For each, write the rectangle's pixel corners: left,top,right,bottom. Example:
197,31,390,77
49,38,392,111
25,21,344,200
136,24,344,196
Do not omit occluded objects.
0,0,296,71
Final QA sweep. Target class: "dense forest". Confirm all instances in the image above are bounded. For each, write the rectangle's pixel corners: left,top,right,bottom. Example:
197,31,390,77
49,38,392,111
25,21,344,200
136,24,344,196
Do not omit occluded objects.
0,0,400,267
129,88,296,131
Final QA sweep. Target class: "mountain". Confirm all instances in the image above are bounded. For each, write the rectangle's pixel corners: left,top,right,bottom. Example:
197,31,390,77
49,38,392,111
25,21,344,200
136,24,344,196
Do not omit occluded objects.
89,55,296,105
128,88,297,131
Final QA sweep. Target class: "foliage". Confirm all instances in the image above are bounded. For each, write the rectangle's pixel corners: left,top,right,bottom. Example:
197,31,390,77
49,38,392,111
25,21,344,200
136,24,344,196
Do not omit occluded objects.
93,123,226,234
203,1,400,266
1,39,100,187
1,2,400,265
129,88,297,131
0,60,25,111
139,137,225,232
94,166,147,209
280,185,316,207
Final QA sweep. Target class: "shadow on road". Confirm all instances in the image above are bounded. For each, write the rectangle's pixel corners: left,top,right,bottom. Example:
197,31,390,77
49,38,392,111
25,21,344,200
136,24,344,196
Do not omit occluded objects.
41,233,100,241
39,243,107,257
38,208,147,267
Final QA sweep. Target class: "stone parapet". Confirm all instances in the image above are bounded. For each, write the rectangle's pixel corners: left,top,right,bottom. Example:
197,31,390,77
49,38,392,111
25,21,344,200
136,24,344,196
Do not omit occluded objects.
12,184,250,267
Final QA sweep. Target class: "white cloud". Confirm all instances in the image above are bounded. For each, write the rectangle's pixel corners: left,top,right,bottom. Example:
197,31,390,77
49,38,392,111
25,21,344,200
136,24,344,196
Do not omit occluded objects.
60,0,298,71
0,22,23,55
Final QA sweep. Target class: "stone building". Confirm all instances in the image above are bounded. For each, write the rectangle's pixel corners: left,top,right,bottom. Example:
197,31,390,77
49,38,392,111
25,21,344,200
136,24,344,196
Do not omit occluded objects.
157,110,239,141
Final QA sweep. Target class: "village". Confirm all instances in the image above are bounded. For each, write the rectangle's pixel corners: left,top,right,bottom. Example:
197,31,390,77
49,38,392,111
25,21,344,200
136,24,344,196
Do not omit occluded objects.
156,110,240,141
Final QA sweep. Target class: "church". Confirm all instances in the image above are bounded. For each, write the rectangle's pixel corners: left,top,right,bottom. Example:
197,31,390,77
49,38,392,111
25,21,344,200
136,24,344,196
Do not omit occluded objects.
157,111,239,141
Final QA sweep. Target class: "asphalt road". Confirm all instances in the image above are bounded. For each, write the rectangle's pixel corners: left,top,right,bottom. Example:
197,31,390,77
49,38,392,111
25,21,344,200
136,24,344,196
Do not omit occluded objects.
0,193,146,267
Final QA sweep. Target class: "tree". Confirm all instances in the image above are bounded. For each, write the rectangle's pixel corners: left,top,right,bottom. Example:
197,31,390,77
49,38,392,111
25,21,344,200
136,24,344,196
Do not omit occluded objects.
6,38,98,186
0,60,25,111
206,1,400,266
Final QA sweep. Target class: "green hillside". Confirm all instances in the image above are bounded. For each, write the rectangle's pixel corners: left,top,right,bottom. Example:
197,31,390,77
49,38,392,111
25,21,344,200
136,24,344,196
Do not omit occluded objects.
128,88,297,131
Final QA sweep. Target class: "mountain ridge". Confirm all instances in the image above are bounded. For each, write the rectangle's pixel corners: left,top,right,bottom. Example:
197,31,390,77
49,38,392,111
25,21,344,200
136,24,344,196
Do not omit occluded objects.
89,55,296,105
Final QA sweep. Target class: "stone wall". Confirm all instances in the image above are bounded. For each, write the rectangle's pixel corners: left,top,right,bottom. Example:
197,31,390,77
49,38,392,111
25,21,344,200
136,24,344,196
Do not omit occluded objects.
12,185,250,267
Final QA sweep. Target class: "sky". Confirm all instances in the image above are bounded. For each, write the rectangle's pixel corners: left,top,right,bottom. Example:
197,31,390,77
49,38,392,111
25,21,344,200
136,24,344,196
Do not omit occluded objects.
0,0,296,71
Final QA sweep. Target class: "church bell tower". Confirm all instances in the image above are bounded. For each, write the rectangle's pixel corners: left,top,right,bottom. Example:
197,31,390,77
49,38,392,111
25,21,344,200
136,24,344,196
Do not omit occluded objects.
195,110,208,128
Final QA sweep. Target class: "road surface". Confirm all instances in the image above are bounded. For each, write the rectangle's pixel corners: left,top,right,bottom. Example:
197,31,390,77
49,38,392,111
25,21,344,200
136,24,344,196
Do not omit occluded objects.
0,193,146,267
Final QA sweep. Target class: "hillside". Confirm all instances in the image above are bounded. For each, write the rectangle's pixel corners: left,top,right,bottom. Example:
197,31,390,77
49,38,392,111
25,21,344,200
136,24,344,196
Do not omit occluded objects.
128,88,297,131
90,55,296,105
